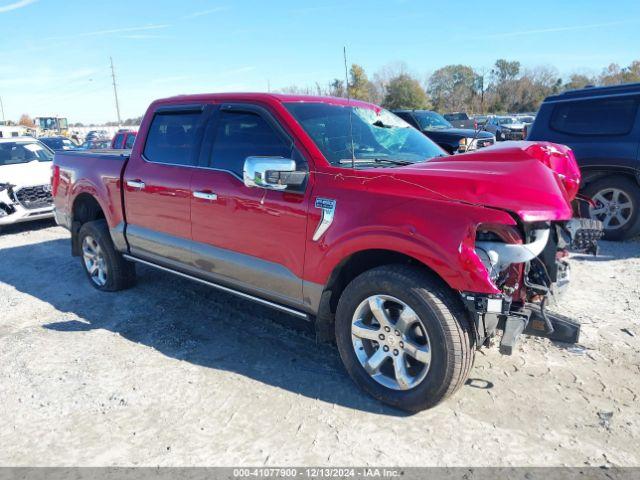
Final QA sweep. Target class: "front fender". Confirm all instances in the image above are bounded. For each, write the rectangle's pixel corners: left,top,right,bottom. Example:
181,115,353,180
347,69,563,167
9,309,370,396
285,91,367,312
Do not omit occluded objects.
305,198,518,294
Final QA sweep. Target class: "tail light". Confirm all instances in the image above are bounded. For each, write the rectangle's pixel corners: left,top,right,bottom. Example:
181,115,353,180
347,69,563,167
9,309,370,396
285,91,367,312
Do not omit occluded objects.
524,143,580,200
51,165,60,196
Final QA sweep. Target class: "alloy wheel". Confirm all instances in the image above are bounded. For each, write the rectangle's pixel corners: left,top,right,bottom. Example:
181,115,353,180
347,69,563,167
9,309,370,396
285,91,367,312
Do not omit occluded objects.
589,188,634,231
82,235,108,286
351,295,431,391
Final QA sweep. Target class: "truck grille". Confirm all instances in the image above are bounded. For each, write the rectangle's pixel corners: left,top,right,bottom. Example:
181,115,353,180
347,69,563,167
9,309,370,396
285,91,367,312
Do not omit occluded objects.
14,185,53,210
503,130,524,140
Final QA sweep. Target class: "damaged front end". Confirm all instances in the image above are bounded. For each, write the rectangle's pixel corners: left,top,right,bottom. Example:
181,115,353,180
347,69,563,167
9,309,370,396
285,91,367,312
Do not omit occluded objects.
463,217,603,355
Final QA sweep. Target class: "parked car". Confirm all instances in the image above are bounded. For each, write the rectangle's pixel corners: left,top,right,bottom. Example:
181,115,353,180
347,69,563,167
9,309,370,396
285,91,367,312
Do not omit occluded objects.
39,136,79,151
53,93,601,412
442,112,475,129
111,130,137,149
0,137,55,229
528,82,640,240
472,115,489,127
484,116,527,141
85,130,108,141
392,110,495,153
78,139,111,150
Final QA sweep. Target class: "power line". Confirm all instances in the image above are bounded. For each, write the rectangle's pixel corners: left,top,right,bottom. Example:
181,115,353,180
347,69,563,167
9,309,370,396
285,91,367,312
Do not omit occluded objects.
110,57,122,126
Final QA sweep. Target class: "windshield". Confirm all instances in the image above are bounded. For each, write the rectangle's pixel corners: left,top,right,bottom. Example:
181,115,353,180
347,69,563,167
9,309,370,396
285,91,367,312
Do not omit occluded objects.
498,117,517,125
412,111,453,130
285,103,445,167
0,141,54,166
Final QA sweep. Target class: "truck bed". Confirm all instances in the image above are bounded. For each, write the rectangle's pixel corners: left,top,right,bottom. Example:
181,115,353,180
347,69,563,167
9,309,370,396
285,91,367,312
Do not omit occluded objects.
53,150,129,232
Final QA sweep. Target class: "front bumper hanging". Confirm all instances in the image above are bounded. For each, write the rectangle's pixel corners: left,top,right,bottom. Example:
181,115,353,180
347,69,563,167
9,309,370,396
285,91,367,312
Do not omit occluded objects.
462,294,581,355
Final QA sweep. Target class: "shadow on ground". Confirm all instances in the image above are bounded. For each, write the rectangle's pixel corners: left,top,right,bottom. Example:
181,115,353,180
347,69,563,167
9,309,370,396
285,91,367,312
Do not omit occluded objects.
571,239,639,263
0,218,57,235
0,237,410,416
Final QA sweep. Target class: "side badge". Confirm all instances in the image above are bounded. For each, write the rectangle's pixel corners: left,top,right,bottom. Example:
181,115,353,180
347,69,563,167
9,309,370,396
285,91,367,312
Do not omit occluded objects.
313,198,336,241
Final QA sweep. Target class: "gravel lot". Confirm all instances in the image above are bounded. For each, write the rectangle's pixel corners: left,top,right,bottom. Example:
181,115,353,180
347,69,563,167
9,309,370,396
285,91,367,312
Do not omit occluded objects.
0,220,639,467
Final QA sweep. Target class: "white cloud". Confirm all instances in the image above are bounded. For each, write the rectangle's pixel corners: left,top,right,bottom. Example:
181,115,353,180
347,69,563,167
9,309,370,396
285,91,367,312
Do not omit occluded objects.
183,6,230,19
473,20,639,39
0,0,38,13
0,0,37,14
79,24,170,37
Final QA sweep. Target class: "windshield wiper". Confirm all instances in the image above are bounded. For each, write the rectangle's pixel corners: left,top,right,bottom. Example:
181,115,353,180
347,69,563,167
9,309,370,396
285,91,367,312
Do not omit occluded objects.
339,158,415,166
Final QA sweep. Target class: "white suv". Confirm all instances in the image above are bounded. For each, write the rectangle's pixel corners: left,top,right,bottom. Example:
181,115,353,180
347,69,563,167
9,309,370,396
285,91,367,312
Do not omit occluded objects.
0,137,55,229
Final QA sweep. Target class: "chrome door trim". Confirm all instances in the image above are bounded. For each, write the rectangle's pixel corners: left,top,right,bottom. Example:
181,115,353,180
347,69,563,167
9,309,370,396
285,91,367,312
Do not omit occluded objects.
122,254,310,320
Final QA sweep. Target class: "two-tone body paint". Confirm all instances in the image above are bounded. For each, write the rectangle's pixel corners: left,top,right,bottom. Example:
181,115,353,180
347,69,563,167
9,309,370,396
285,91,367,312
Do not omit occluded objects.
53,93,580,315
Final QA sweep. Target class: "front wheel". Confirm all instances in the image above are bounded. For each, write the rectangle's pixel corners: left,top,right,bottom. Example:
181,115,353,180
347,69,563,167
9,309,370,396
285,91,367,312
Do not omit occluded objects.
335,265,474,412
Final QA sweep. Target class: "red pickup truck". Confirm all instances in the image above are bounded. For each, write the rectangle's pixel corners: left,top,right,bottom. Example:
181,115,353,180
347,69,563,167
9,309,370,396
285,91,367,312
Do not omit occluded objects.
52,93,601,411
110,129,137,149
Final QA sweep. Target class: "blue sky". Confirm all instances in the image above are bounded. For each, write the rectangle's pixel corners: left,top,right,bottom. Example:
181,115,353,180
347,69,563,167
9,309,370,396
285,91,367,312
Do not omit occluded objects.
1,0,639,123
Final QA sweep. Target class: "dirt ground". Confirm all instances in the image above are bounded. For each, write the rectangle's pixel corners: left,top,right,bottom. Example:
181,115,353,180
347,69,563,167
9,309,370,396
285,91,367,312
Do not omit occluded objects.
0,220,639,467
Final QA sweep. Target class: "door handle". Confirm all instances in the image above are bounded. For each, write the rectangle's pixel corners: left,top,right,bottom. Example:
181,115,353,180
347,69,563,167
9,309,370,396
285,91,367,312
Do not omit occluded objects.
193,191,218,201
127,180,145,189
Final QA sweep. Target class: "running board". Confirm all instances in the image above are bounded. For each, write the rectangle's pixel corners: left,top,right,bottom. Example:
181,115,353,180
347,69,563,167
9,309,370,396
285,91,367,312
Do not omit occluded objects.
122,254,310,321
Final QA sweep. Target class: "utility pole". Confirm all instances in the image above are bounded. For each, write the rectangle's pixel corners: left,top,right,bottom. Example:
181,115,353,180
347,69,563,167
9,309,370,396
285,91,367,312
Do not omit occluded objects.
110,57,122,126
0,96,5,124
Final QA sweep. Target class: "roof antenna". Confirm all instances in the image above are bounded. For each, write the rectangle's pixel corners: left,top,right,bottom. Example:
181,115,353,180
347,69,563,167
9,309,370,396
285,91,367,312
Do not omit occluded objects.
343,46,356,170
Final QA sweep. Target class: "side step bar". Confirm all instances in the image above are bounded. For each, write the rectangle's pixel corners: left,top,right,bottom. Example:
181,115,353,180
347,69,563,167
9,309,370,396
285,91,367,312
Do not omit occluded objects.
122,254,310,321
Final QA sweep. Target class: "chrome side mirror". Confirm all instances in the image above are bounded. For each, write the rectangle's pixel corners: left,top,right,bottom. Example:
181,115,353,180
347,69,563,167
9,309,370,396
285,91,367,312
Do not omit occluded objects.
243,156,306,190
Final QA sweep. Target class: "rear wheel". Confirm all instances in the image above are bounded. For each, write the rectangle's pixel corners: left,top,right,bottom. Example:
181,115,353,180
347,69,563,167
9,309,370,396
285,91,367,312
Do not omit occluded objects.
581,176,640,241
78,220,135,291
335,265,474,412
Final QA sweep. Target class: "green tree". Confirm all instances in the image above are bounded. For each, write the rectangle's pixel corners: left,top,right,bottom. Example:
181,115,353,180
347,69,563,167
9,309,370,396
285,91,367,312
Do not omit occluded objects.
382,74,430,110
599,60,640,85
348,64,378,102
564,73,594,91
492,59,521,83
427,64,477,112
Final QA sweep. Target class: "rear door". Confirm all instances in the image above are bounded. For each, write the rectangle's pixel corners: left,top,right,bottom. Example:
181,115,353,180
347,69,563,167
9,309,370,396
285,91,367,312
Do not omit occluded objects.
123,104,210,267
189,103,310,308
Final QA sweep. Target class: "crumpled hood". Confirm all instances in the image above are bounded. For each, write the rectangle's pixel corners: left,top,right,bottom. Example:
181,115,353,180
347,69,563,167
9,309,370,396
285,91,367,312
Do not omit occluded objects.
0,161,53,187
393,142,580,222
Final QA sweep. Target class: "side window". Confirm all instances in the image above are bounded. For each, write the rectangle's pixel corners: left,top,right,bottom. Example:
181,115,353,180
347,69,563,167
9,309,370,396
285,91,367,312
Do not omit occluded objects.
125,133,136,149
550,97,639,136
113,134,124,149
143,110,202,166
209,110,292,177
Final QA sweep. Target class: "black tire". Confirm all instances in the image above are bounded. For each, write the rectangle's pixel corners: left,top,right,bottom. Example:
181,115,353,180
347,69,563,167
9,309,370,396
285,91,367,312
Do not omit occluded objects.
78,219,136,291
580,176,640,241
335,265,474,412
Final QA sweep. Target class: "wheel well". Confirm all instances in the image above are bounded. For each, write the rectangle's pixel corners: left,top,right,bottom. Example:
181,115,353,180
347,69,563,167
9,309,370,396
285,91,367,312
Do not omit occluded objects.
73,193,105,224
581,170,640,189
314,249,441,342
70,194,105,255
